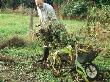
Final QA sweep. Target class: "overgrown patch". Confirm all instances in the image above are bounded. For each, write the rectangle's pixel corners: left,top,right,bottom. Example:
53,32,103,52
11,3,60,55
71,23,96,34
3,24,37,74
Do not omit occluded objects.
0,36,26,49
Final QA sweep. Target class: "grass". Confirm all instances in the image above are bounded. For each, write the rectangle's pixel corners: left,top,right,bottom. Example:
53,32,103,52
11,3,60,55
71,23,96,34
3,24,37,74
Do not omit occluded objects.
0,13,86,39
0,13,110,82
0,13,29,40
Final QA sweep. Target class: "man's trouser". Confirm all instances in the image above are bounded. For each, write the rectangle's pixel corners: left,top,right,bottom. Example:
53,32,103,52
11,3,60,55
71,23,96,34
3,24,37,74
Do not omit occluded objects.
39,24,68,62
42,46,49,62
39,26,53,62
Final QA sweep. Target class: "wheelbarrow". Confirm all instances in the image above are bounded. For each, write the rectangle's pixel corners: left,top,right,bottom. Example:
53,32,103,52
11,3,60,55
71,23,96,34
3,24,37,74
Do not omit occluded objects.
50,45,102,81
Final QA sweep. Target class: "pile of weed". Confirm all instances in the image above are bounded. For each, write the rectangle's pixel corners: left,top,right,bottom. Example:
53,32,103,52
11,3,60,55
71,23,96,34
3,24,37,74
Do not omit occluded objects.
0,36,26,49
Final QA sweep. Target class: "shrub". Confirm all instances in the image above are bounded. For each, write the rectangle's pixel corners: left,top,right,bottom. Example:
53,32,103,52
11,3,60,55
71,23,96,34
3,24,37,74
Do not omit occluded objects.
87,5,110,27
61,1,88,19
0,36,26,49
1,0,21,9
1,0,36,9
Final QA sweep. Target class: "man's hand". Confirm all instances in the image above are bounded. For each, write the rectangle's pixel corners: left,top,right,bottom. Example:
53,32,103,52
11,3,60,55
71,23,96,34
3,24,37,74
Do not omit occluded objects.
35,24,41,27
49,20,52,26
34,32,40,37
39,28,47,34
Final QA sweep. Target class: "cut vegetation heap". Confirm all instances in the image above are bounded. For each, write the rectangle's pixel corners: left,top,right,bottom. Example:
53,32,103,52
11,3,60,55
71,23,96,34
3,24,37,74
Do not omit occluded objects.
0,36,26,49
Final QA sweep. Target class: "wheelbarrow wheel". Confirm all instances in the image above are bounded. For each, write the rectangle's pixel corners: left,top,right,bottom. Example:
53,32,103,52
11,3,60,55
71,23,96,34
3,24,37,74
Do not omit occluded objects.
85,64,98,80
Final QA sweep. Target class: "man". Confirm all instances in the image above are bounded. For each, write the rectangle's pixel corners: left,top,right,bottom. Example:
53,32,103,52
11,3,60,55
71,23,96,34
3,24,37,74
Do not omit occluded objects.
35,0,57,26
35,0,68,62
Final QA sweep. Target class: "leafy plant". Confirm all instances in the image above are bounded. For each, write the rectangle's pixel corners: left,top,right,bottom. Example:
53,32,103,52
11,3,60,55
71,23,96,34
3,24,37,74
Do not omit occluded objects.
52,0,63,5
61,0,88,18
87,5,110,27
76,61,89,82
1,0,36,9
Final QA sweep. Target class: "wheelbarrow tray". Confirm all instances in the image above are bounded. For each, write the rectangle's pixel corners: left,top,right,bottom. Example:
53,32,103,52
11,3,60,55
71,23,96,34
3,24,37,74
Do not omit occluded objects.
77,49,99,64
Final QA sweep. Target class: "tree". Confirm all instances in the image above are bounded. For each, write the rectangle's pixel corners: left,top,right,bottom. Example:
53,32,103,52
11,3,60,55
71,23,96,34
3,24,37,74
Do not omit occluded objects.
52,0,63,18
0,0,1,9
21,0,35,8
45,0,53,5
0,0,21,10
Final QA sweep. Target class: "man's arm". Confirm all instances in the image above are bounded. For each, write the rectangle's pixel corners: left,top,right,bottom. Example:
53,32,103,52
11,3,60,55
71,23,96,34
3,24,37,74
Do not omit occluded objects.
36,7,42,27
47,5,57,22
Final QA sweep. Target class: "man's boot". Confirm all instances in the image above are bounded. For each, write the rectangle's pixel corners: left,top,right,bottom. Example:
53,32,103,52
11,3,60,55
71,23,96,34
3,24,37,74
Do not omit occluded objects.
42,46,49,62
38,46,49,62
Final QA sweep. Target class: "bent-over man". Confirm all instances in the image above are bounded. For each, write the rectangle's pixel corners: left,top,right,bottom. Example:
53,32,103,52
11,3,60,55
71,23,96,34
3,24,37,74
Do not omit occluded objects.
35,0,68,62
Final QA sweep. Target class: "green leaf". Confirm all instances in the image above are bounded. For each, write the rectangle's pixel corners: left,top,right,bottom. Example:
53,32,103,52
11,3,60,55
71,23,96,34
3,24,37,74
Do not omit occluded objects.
76,61,89,82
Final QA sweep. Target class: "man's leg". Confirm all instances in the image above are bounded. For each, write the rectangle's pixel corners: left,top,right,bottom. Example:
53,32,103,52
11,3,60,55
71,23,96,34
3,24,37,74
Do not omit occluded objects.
42,46,49,62
38,43,50,62
41,26,53,62
38,27,52,62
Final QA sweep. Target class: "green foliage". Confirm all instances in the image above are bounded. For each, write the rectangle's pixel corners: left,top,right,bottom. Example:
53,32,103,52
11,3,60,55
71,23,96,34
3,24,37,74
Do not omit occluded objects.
48,45,73,67
21,0,36,8
76,61,89,82
0,0,36,9
61,0,110,19
0,79,3,82
52,0,63,4
61,1,88,18
87,5,110,29
95,0,110,6
1,0,21,9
